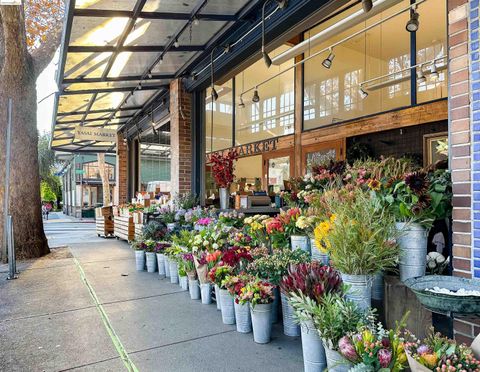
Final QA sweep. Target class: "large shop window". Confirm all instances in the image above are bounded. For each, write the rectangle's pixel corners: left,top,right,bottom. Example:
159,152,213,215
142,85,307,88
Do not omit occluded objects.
235,45,295,145
205,79,233,153
139,127,171,192
303,0,446,131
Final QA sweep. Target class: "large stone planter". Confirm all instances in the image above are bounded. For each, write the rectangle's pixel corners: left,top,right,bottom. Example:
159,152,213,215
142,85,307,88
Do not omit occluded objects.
396,222,428,282
341,273,372,312
250,303,273,344
301,319,326,372
135,250,145,271
219,289,235,325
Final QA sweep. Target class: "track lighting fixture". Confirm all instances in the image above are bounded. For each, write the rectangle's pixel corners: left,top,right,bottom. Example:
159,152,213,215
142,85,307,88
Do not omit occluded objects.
430,62,438,80
174,40,179,48
406,9,419,32
211,86,218,101
191,74,197,81
275,0,287,9
138,83,142,90
261,1,272,68
416,65,426,84
252,88,260,103
362,0,373,13
210,47,218,101
359,86,368,99
193,17,200,26
322,49,335,69
238,95,245,108
147,71,152,79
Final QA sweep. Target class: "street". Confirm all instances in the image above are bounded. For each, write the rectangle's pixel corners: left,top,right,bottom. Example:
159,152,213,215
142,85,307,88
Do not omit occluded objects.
0,214,302,372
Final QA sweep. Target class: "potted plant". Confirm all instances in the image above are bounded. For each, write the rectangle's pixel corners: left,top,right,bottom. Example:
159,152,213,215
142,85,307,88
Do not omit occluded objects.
207,149,238,210
325,189,400,311
132,239,146,271
144,239,157,273
338,318,408,371
238,279,275,344
182,253,200,300
209,265,235,323
159,206,178,231
154,242,170,278
378,169,452,282
247,249,310,323
223,273,255,334
281,262,343,372
295,292,368,372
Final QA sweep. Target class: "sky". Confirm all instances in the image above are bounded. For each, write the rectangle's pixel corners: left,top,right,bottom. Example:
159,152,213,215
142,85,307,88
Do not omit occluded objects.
36,49,59,135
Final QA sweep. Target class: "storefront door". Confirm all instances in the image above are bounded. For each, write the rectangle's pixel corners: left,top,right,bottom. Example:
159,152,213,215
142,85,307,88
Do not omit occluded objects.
263,149,294,192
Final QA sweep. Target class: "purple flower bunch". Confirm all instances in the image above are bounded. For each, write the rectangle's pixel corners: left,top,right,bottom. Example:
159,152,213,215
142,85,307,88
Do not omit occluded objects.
154,242,170,253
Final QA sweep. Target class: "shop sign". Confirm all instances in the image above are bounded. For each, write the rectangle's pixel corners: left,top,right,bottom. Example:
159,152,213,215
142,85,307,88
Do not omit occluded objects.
73,126,116,143
208,138,279,160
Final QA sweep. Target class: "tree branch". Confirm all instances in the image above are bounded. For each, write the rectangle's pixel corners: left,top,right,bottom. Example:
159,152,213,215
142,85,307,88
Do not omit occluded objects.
31,20,63,77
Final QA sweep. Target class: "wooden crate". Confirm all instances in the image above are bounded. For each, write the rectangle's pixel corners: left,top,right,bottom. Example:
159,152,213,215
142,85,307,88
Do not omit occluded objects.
135,223,144,240
95,207,114,238
114,215,135,242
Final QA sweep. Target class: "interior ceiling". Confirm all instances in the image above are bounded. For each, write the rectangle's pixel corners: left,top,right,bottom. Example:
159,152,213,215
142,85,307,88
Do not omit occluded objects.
51,0,255,153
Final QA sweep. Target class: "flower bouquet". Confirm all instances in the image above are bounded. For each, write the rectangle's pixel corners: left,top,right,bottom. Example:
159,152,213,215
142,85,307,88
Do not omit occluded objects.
181,253,197,280
208,265,234,289
220,246,252,272
405,328,480,372
207,149,238,189
218,210,245,229
338,319,408,372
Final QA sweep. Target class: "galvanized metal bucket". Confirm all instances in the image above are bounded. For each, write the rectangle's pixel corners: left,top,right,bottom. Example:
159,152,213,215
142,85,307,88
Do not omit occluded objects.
310,238,329,265
219,289,236,325
219,187,229,210
271,287,280,324
179,275,188,291
189,279,200,300
341,273,372,312
145,252,157,273
200,283,212,304
323,341,352,372
371,272,384,301
169,260,179,284
164,256,171,277
156,253,166,277
234,302,252,333
135,250,145,271
281,292,300,336
291,235,310,253
301,320,326,372
396,222,427,282
215,284,222,311
250,303,273,344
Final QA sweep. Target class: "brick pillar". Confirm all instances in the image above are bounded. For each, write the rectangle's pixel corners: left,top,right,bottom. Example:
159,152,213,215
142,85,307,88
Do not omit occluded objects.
170,79,192,195
448,0,480,344
115,132,128,205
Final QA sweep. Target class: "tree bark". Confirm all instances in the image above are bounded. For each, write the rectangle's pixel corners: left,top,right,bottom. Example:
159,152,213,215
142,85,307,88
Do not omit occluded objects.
97,153,111,206
0,6,48,260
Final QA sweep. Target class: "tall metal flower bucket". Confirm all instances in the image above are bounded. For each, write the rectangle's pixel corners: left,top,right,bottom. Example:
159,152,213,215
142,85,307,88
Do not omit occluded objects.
200,283,212,304
341,273,372,312
145,252,157,273
164,256,171,277
189,279,200,300
371,272,384,301
219,289,236,325
250,303,273,344
179,275,188,291
301,320,326,372
323,341,352,372
215,284,222,311
234,301,252,333
281,293,300,336
169,260,179,284
310,238,329,265
156,253,166,277
291,235,310,253
135,250,145,271
396,222,427,282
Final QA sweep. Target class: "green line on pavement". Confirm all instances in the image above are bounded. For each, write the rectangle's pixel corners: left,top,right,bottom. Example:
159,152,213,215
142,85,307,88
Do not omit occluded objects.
73,257,139,372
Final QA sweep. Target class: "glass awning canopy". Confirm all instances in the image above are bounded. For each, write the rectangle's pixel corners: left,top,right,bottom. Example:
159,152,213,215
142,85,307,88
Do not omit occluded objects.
51,0,253,153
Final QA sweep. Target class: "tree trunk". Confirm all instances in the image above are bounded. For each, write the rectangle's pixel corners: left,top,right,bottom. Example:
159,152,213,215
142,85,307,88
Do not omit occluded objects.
0,7,49,261
97,153,111,206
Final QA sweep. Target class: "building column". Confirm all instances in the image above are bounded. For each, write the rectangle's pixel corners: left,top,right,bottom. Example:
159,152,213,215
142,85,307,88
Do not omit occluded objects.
170,79,192,195
115,132,128,205
448,0,479,344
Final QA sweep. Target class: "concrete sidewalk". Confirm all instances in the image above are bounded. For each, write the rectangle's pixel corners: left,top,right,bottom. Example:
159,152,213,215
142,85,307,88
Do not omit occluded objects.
0,224,303,371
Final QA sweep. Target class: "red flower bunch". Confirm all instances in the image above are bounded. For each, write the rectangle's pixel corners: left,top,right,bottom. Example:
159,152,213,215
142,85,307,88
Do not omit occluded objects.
265,217,284,234
208,149,238,188
221,247,252,271
206,250,222,264
223,273,255,303
280,261,343,304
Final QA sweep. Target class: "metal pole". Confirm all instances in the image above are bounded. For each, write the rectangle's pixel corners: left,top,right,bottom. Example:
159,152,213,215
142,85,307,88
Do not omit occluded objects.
7,216,17,280
3,98,13,262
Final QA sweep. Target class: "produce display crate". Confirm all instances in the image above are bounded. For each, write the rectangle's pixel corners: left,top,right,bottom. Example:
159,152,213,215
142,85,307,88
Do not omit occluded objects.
114,215,135,242
134,223,144,240
95,207,114,238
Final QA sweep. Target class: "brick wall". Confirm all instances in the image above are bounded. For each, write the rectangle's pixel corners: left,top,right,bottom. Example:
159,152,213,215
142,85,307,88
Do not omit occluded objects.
170,79,192,195
115,132,128,205
449,0,480,344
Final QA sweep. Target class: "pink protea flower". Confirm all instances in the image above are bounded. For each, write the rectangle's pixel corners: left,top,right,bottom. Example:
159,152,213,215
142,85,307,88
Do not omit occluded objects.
339,336,359,362
378,348,392,368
